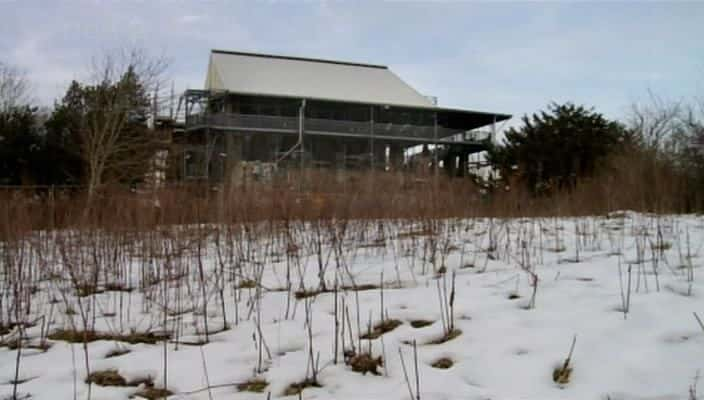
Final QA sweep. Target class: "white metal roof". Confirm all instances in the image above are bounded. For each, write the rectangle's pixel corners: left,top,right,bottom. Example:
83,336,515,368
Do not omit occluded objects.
205,50,435,108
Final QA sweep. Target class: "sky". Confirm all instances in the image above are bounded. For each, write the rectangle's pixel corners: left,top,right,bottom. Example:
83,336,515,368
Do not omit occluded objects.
1,0,703,126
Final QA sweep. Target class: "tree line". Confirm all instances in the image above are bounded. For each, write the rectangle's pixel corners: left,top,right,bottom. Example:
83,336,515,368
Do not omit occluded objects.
486,96,704,211
1,49,703,210
0,49,168,195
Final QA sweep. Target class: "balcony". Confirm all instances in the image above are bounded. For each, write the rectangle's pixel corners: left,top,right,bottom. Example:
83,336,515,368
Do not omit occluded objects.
186,112,492,144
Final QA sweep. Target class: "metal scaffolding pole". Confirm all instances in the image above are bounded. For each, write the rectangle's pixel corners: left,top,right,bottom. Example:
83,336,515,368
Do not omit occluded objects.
433,111,439,180
370,105,375,171
491,115,497,144
300,99,306,172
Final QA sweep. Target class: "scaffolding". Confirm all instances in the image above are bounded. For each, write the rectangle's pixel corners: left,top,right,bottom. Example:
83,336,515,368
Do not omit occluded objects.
173,89,508,183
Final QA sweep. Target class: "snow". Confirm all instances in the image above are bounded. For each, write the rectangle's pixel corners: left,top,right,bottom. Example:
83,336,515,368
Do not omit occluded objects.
1,213,702,399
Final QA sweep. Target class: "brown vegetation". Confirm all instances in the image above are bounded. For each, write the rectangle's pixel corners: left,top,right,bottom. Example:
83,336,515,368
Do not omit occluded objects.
48,329,169,344
360,319,402,340
237,378,268,392
86,370,153,387
431,357,454,369
409,320,434,328
427,329,462,345
283,378,322,396
347,353,384,375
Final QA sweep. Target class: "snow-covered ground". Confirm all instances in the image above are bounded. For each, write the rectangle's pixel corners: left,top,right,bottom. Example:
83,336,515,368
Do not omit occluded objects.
1,212,702,400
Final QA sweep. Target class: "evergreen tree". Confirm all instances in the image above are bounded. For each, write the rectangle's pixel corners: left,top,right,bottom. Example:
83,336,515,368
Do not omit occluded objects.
46,65,159,192
488,103,627,194
43,81,85,185
0,105,42,184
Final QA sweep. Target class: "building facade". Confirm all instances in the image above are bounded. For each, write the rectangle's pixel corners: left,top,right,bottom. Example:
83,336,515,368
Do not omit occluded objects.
176,50,510,183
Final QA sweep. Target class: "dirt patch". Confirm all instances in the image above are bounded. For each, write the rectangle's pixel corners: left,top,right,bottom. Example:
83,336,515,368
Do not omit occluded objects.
409,320,434,328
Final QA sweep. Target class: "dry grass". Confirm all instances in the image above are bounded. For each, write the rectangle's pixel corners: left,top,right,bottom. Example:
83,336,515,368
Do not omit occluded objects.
86,370,153,387
2,160,693,244
2,339,51,352
431,357,454,369
7,376,36,385
132,387,172,400
237,378,268,393
105,347,131,358
427,329,462,345
347,353,383,375
553,364,573,385
86,370,127,386
340,284,379,291
283,378,321,396
294,288,324,299
294,283,382,300
360,319,403,340
48,329,169,344
237,279,257,289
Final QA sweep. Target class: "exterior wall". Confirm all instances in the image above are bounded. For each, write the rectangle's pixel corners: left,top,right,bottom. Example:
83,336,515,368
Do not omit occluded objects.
180,91,496,182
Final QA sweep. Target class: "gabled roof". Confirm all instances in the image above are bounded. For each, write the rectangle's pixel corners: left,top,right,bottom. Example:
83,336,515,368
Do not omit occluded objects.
205,50,435,108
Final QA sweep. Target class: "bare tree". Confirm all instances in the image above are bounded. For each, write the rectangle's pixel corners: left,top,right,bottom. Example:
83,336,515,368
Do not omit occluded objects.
628,89,683,151
0,62,31,113
75,48,169,196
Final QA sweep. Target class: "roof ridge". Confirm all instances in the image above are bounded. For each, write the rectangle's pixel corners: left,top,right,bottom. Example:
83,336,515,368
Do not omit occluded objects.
211,49,388,70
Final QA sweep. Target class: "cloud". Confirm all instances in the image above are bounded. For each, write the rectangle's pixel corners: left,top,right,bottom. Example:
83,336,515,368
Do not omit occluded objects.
0,0,702,121
177,15,206,24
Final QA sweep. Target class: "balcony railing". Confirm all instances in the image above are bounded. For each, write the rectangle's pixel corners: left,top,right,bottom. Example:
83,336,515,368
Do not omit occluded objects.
189,113,299,132
186,112,491,143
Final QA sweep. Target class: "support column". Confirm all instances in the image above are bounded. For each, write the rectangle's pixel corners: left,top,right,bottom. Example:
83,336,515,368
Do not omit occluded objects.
205,128,211,180
373,142,386,171
458,152,468,177
369,105,375,170
389,143,403,171
433,111,439,186
442,151,455,177
225,134,243,188
299,99,306,171
491,116,497,143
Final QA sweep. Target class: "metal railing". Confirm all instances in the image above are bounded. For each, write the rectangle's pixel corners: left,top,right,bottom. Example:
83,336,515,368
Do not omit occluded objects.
188,113,299,132
187,112,491,143
305,117,370,135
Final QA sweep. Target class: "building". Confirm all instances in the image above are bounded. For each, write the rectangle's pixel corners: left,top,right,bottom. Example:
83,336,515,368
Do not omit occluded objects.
176,49,510,183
